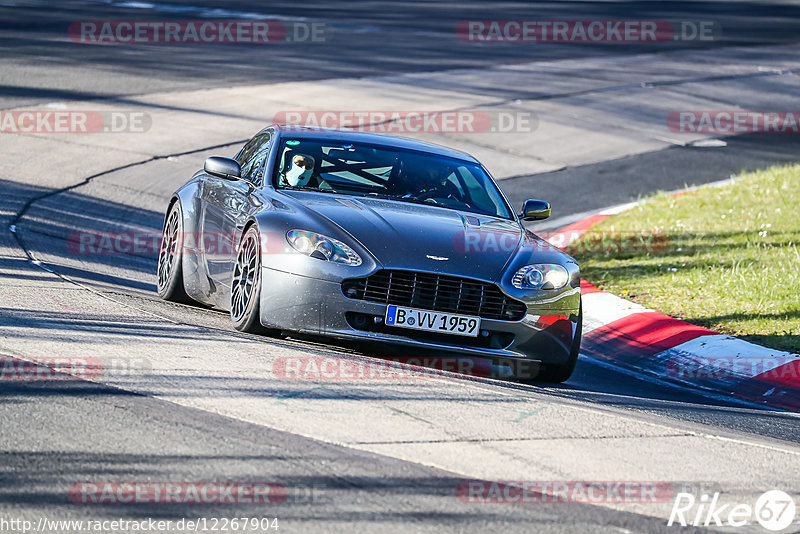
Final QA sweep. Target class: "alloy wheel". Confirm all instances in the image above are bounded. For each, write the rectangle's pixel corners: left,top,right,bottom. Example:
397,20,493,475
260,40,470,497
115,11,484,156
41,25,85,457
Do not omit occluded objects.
231,230,260,323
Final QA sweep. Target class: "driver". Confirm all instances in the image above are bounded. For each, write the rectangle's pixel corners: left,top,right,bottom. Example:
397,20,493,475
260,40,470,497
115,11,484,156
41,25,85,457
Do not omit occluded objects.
404,160,463,202
284,154,315,187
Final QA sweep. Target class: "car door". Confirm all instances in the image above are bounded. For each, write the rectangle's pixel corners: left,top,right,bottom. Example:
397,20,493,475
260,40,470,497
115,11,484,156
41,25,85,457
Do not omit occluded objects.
200,130,272,308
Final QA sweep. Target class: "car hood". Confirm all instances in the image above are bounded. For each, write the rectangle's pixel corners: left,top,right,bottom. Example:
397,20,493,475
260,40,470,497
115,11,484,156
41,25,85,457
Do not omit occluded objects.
281,192,524,282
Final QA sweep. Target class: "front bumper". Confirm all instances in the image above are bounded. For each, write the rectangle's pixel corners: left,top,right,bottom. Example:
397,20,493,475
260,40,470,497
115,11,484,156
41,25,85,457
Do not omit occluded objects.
259,267,580,365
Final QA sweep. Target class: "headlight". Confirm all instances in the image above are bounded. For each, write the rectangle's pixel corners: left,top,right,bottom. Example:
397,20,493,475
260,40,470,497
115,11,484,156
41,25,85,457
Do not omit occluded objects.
512,264,569,290
286,230,362,266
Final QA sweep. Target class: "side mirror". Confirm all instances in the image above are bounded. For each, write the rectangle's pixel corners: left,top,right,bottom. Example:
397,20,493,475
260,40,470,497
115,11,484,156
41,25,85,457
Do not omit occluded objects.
520,199,551,221
204,156,241,180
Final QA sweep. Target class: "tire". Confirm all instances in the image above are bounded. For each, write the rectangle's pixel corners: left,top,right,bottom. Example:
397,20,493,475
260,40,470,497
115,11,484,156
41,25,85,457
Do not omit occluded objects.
524,304,582,384
230,225,272,334
157,202,192,303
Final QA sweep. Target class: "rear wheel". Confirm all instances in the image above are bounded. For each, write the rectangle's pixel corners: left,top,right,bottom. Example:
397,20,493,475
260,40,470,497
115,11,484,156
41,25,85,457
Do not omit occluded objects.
231,226,272,333
157,202,191,303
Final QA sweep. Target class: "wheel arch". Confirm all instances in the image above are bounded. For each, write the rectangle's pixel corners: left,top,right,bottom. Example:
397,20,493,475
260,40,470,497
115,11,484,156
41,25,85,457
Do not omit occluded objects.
240,217,261,242
162,183,205,303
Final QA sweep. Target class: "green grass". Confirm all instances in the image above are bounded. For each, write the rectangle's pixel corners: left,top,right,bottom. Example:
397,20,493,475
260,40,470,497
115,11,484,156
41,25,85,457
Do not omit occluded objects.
567,163,800,354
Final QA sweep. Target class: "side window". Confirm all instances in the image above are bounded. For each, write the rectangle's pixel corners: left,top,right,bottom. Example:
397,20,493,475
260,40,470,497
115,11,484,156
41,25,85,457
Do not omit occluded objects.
237,132,271,186
235,136,258,165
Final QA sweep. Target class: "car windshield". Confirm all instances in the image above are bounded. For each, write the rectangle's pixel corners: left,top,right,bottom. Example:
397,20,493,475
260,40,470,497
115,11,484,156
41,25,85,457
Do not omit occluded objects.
273,138,514,219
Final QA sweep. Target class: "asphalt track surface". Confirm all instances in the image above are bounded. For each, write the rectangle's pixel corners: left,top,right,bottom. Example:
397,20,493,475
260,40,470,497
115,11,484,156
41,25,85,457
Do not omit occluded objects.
4,0,800,110
2,1,800,533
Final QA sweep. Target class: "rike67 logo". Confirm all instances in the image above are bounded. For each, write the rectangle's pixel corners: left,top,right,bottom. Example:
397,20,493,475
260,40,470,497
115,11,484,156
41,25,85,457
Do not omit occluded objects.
668,490,796,531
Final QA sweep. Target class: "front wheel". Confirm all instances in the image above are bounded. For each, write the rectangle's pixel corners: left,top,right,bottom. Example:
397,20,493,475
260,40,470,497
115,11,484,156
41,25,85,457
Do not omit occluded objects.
231,226,272,334
523,304,582,384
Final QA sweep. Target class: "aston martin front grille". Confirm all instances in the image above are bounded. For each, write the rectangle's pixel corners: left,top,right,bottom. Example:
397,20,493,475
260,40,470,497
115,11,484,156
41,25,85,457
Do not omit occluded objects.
341,270,527,321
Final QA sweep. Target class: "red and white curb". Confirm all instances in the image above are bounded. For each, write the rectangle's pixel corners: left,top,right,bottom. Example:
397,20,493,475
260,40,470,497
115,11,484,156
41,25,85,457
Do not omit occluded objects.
550,204,800,412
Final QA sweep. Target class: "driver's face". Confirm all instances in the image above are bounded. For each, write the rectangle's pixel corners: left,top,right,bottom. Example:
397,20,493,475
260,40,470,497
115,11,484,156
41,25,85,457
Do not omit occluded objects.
293,155,314,170
417,166,443,186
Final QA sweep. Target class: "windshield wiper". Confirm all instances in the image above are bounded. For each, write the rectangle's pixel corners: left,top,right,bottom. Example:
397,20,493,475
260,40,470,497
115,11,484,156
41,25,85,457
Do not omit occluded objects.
370,194,434,207
281,186,340,194
361,192,415,202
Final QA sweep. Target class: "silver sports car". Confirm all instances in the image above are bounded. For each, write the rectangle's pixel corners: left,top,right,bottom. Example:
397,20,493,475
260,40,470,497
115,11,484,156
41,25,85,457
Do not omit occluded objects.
157,125,582,382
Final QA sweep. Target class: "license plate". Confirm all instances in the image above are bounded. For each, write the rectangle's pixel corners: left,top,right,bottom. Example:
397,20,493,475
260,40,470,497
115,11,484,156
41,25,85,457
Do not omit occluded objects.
384,305,480,337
